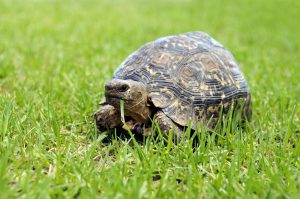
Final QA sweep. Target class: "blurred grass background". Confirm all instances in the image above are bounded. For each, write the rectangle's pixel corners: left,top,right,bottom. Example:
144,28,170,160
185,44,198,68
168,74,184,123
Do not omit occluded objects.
0,0,299,198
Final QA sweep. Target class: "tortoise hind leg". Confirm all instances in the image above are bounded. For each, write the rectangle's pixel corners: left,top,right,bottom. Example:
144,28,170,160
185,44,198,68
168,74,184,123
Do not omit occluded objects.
94,104,122,132
154,111,184,141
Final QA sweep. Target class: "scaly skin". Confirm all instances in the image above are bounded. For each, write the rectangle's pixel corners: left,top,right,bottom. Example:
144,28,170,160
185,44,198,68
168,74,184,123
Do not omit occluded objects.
154,111,183,141
94,104,149,134
94,104,122,132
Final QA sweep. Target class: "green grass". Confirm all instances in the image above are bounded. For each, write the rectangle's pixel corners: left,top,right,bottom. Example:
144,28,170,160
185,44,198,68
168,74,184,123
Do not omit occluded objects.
0,0,300,198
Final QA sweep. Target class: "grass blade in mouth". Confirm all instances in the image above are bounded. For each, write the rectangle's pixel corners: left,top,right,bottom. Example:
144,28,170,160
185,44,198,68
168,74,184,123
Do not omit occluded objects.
120,99,125,124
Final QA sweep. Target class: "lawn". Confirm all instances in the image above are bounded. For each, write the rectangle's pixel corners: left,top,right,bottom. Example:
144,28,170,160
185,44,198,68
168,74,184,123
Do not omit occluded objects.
0,0,299,198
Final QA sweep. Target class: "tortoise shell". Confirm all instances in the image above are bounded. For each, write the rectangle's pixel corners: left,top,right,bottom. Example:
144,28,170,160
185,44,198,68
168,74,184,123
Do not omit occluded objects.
113,31,251,129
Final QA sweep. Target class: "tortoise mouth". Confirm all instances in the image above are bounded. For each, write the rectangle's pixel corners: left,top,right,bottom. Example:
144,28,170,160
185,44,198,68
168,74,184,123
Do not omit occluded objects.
105,94,134,102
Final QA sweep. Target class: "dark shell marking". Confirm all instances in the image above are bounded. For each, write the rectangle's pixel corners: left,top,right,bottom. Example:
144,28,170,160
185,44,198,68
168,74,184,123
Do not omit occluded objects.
113,31,251,129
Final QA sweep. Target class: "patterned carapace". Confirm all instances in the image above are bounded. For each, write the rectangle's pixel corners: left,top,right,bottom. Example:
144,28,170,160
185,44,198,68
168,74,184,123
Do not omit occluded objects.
113,31,251,129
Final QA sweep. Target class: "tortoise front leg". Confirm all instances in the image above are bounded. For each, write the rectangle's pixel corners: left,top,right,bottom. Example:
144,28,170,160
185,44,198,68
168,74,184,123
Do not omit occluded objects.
94,104,122,132
154,111,184,141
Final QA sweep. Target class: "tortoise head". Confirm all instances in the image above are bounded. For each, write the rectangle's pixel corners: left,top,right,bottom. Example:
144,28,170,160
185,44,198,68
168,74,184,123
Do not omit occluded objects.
104,79,152,123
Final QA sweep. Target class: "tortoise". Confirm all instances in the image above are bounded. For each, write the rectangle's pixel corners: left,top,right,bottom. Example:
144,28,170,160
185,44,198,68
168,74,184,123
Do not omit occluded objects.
94,31,251,138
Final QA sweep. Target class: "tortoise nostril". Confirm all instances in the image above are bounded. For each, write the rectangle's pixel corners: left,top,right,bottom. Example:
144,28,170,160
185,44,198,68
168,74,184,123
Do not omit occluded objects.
93,112,98,120
105,84,112,91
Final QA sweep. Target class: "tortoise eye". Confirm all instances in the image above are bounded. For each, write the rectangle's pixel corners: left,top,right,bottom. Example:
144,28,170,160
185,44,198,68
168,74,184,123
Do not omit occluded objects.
119,84,129,92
